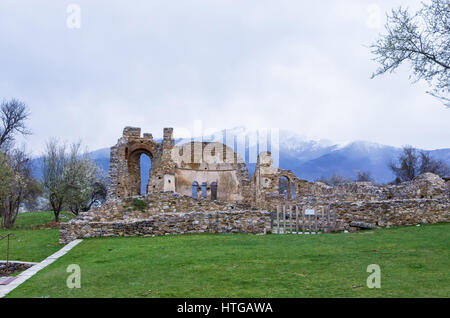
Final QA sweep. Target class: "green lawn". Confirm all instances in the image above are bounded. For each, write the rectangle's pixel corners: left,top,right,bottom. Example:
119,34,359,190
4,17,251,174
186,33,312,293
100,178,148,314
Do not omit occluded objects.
0,211,75,262
5,222,450,298
5,211,74,229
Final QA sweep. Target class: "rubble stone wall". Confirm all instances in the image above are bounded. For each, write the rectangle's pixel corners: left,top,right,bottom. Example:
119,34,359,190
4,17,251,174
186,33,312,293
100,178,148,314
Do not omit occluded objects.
60,211,272,244
293,198,449,231
88,192,252,222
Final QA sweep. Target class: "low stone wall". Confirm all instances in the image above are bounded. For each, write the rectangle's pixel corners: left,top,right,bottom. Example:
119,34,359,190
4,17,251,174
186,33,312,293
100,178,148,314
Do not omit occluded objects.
60,173,449,242
295,198,449,231
60,198,449,243
60,211,272,244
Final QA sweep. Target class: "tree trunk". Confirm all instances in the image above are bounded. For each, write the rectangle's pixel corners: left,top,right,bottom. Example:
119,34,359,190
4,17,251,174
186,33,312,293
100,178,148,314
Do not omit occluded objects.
0,201,18,229
1,213,14,229
50,198,62,223
54,211,60,223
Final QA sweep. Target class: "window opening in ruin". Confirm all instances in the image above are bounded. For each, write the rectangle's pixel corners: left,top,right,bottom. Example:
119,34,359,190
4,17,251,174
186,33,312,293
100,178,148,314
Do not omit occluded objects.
192,181,198,199
211,182,218,200
279,176,290,200
201,182,207,198
140,153,151,195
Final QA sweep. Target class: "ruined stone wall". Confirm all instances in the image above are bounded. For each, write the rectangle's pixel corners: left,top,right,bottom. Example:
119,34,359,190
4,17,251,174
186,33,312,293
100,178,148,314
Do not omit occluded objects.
88,192,252,222
291,198,449,232
251,152,449,208
107,127,160,201
295,173,449,202
251,151,310,208
148,128,176,193
60,195,449,243
172,141,249,202
60,211,272,244
107,127,250,204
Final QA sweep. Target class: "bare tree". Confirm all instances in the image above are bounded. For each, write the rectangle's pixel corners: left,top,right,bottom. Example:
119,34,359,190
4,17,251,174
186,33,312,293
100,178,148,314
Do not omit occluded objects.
355,171,374,182
328,173,352,186
316,173,352,186
315,176,330,185
42,139,68,222
0,99,31,149
42,140,106,221
370,0,450,106
389,146,418,182
0,148,38,229
390,145,449,182
0,98,36,228
22,179,43,212
419,151,450,176
65,143,107,215
67,180,107,215
0,153,13,226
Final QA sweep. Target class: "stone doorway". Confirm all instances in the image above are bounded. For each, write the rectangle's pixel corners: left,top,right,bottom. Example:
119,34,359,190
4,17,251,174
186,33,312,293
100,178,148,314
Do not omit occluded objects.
127,149,153,196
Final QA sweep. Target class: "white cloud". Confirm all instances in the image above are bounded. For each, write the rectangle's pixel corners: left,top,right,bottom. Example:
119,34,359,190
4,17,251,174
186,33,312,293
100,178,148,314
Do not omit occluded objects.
1,0,448,155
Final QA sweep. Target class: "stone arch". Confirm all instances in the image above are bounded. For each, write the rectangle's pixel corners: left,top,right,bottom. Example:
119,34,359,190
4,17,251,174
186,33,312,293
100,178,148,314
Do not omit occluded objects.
107,127,173,201
127,147,154,196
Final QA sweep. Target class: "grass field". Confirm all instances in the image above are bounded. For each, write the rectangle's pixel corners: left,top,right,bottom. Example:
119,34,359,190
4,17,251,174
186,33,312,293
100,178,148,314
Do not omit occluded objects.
2,211,449,298
0,211,75,262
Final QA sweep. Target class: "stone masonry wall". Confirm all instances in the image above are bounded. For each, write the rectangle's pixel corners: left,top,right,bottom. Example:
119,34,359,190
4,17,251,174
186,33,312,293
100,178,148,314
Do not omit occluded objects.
88,192,252,222
293,198,449,232
60,211,272,244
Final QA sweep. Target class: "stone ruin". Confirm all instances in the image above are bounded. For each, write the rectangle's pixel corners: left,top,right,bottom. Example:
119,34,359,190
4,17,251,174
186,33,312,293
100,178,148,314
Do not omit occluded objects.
59,127,450,243
107,127,250,203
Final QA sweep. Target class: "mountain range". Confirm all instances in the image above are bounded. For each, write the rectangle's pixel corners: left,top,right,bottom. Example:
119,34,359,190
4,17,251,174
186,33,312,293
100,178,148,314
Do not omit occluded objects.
31,128,450,185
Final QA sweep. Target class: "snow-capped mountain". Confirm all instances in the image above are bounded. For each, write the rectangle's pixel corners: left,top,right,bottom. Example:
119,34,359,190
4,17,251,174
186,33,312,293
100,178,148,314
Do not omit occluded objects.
31,128,450,184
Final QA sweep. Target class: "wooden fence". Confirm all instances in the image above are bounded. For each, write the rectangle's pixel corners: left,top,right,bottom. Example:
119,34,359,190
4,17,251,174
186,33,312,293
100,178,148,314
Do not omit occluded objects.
272,205,337,234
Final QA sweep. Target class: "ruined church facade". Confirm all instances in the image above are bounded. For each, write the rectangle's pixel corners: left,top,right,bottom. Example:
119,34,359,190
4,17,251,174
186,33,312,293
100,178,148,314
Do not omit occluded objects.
106,126,302,207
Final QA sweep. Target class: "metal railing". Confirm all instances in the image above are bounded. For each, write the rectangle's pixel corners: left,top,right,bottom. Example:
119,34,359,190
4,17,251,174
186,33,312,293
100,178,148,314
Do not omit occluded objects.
0,233,14,275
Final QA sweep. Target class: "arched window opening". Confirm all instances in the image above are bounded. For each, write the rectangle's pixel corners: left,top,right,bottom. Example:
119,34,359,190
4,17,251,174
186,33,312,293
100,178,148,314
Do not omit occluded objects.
140,153,151,195
279,176,290,200
201,182,207,198
211,182,218,200
192,181,198,199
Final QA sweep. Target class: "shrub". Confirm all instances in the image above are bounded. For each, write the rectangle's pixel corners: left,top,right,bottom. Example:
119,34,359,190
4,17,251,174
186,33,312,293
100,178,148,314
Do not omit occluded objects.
131,198,148,212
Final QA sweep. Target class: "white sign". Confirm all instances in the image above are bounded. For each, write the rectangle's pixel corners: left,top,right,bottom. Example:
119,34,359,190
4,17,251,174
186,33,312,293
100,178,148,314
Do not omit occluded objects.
305,209,315,216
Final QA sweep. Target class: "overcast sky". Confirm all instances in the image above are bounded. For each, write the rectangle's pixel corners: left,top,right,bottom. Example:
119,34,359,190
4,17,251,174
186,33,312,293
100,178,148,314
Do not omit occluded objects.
1,0,449,155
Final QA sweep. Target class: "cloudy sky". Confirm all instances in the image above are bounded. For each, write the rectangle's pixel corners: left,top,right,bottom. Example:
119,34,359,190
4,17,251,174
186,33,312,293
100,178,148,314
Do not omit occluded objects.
1,0,449,155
